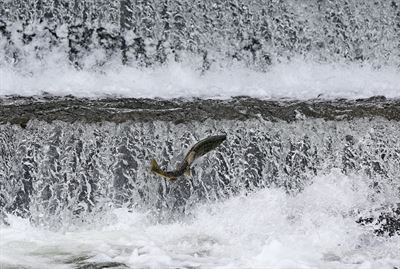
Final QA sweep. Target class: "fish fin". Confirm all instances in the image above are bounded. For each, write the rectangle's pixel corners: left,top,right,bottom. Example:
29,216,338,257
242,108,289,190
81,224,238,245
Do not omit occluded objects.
184,167,192,177
151,159,177,181
186,151,196,166
150,159,160,172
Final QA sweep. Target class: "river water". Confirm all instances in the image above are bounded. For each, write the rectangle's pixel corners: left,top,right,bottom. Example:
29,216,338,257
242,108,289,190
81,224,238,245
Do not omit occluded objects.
1,118,400,268
1,0,400,268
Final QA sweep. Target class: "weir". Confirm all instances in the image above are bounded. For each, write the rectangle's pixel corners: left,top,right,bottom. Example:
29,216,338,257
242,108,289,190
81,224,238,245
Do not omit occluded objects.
1,97,399,230
1,1,400,268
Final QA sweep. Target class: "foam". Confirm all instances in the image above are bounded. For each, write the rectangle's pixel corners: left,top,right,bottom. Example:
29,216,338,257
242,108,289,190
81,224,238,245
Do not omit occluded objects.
1,59,399,99
1,170,399,268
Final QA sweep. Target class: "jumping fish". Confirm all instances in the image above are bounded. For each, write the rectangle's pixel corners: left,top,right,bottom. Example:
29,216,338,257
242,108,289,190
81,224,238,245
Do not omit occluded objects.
150,135,226,181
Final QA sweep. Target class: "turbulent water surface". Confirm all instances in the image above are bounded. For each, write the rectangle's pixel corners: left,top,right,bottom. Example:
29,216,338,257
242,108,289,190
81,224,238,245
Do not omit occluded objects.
1,112,400,268
1,0,400,268
1,0,400,98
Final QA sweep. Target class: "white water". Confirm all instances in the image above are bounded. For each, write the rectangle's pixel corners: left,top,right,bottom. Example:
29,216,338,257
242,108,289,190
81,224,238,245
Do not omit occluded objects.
1,170,399,269
1,60,400,99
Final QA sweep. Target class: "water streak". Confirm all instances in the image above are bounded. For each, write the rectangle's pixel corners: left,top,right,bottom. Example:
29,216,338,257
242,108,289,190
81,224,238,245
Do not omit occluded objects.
0,0,399,70
1,118,399,229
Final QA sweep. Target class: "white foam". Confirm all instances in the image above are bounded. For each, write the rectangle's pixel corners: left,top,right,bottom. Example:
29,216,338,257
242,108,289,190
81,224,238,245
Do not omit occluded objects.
1,59,399,99
1,170,399,268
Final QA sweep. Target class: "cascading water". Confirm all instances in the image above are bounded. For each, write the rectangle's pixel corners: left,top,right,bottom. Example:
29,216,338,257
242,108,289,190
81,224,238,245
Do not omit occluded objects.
1,0,400,268
0,0,399,70
1,116,400,268
1,117,400,224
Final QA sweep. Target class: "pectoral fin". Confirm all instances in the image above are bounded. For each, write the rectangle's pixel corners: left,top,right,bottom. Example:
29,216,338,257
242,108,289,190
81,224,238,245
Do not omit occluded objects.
184,167,192,176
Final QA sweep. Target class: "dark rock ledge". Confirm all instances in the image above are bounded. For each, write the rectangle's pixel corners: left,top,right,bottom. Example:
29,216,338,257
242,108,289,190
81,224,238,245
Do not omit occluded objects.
0,95,399,127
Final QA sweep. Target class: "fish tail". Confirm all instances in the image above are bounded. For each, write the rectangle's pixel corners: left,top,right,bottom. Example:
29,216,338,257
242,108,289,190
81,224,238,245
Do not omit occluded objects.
150,159,160,173
150,159,177,181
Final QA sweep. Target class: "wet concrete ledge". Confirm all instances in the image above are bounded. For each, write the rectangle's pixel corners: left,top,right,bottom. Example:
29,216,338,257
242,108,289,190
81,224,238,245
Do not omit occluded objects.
0,95,399,127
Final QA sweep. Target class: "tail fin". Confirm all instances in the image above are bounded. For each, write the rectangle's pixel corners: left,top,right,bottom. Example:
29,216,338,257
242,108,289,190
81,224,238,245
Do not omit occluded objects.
150,159,177,181
151,159,160,172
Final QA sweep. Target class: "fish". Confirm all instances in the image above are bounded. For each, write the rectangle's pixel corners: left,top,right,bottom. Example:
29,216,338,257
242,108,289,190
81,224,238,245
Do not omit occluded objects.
150,134,226,181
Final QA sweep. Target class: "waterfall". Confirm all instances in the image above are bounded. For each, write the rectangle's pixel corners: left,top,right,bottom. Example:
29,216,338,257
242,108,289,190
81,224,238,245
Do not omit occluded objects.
1,116,399,229
0,0,399,70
